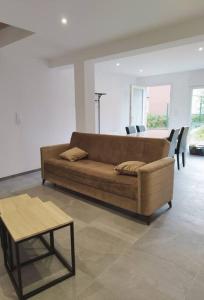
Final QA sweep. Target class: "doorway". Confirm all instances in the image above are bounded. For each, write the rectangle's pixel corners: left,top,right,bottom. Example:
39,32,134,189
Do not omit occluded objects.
130,84,171,128
129,86,146,126
190,88,204,145
146,85,171,129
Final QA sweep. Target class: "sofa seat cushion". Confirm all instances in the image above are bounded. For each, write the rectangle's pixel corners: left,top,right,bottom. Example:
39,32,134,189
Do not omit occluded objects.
44,158,138,200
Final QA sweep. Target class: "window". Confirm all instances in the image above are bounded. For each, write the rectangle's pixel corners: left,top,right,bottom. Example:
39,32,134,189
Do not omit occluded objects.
190,88,204,145
146,85,171,129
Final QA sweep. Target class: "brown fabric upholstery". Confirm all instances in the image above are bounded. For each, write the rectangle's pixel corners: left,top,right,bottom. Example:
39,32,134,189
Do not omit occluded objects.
41,132,174,218
60,147,88,161
44,158,138,199
115,161,146,176
43,172,138,212
41,143,70,179
69,132,169,164
137,157,174,215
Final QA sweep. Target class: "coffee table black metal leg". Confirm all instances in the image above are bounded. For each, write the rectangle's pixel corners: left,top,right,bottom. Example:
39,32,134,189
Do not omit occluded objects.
70,222,75,275
50,231,54,254
7,233,14,270
2,223,75,300
0,220,5,249
0,220,4,249
15,242,23,300
1,222,8,267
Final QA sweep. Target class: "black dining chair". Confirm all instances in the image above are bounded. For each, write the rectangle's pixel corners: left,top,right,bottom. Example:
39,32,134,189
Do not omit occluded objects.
136,125,146,132
125,126,136,134
167,129,180,158
175,127,189,170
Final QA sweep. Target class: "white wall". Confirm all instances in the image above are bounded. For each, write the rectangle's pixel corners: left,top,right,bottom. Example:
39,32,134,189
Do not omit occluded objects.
95,68,204,133
48,16,204,134
95,69,135,134
0,52,75,178
136,69,204,129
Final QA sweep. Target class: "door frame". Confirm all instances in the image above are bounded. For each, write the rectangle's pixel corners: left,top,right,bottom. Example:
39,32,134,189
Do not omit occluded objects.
129,85,147,126
130,83,172,129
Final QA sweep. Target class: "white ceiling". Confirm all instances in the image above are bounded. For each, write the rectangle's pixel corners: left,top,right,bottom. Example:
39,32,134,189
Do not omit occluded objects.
95,41,204,77
1,0,204,59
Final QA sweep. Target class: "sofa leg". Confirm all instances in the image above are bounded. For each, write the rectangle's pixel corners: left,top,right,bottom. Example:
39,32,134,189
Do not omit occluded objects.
168,201,172,208
42,179,45,185
145,216,152,226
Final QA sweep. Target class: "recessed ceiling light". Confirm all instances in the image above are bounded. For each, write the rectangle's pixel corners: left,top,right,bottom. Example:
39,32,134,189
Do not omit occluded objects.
198,47,203,52
139,69,143,73
116,62,120,67
61,18,68,25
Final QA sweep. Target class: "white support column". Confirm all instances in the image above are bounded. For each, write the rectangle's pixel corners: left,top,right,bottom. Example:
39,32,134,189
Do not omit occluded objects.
74,61,86,131
74,60,96,133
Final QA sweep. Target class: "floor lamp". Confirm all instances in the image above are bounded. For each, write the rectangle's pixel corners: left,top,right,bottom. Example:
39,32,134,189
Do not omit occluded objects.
94,92,106,133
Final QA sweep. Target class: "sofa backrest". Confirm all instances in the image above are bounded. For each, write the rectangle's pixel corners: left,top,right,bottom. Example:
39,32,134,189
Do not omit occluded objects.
69,132,170,165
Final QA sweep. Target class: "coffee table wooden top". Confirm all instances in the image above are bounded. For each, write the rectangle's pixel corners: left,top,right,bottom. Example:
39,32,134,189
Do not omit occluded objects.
0,194,73,242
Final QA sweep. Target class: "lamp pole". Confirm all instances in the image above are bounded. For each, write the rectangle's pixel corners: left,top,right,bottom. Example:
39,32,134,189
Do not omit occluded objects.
94,92,106,133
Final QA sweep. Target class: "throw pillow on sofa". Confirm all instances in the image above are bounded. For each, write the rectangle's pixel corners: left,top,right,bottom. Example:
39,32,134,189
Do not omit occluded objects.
60,147,88,162
115,161,146,176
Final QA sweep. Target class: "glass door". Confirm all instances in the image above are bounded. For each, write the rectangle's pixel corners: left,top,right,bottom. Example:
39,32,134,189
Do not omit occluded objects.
129,86,146,126
146,85,171,129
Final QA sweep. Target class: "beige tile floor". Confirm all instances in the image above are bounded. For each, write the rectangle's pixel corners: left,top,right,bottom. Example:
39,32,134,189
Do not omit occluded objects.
0,155,204,299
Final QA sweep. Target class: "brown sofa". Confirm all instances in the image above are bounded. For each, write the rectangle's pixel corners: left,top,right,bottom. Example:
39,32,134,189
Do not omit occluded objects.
41,132,174,224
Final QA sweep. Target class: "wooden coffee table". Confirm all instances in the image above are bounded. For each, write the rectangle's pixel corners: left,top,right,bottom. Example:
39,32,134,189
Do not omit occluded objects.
0,194,75,300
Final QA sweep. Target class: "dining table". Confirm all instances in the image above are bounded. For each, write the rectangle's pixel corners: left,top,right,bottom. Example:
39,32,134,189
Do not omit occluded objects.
128,129,171,139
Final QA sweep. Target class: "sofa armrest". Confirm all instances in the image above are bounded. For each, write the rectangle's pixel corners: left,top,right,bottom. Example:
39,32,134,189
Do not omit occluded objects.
137,157,175,216
40,143,70,179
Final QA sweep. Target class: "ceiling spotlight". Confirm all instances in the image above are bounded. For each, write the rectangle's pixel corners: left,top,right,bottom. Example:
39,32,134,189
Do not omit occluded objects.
139,69,143,73
116,62,120,67
198,47,203,52
61,18,68,25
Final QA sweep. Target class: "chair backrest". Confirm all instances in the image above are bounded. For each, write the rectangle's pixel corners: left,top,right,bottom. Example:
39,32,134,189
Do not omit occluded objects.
125,126,136,134
167,130,174,142
177,127,189,153
136,125,146,132
168,128,180,157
